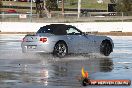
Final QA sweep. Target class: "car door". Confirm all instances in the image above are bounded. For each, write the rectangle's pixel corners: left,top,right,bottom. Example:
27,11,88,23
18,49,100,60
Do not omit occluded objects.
66,26,90,53
84,35,97,53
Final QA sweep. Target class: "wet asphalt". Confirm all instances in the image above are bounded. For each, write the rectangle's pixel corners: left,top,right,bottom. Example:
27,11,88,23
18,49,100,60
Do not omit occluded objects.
0,34,132,88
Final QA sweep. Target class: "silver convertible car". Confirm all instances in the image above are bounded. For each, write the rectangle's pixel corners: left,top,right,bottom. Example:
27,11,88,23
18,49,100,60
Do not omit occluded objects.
21,24,114,57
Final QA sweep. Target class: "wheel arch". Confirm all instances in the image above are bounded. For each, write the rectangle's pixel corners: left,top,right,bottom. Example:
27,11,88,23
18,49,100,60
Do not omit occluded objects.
53,40,68,57
54,40,68,51
55,40,67,45
101,39,113,52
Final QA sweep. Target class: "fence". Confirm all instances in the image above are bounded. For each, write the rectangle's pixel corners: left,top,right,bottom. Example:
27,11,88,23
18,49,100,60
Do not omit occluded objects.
0,0,132,22
0,12,132,22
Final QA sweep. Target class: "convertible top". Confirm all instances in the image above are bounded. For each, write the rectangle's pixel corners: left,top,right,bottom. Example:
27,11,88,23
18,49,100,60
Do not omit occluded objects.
42,24,72,35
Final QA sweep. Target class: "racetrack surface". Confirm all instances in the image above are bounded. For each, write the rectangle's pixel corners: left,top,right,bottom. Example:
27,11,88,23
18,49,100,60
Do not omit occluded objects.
0,34,132,88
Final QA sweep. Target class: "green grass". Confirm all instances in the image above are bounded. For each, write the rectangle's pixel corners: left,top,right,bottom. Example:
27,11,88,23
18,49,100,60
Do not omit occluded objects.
1,0,110,14
2,0,110,10
82,3,108,10
59,0,110,10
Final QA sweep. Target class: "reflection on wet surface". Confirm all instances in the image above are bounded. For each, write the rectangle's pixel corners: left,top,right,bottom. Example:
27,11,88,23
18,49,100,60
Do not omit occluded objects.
0,35,132,88
0,55,114,87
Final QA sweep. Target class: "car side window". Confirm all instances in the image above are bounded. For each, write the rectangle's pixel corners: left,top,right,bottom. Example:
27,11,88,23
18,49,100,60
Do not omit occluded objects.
66,27,81,35
37,27,53,34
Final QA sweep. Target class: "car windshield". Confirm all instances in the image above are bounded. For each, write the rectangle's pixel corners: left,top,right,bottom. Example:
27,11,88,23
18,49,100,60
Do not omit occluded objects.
37,27,53,34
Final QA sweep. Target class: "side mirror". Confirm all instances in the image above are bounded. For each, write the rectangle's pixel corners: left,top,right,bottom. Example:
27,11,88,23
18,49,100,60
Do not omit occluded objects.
82,32,86,35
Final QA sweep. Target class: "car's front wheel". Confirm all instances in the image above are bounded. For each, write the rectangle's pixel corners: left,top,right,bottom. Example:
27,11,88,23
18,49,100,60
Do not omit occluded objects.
100,41,112,56
53,41,68,58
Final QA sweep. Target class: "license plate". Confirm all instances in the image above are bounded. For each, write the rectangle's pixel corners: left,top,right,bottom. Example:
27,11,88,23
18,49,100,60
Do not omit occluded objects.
27,45,36,49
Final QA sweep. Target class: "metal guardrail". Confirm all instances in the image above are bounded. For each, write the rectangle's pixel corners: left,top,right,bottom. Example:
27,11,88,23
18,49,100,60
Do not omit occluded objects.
0,13,37,22
1,5,36,10
0,12,132,22
0,13,37,17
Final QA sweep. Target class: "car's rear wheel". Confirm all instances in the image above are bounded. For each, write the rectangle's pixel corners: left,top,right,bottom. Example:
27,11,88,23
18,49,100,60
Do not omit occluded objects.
100,41,112,56
53,42,68,58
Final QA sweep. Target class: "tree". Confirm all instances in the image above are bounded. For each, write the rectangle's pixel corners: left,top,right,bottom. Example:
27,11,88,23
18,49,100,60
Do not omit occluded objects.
110,0,117,3
43,0,58,18
0,0,2,13
116,0,131,14
45,0,58,12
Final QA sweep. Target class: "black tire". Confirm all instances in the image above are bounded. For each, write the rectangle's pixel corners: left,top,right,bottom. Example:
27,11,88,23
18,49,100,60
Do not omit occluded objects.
100,41,112,56
53,41,68,58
